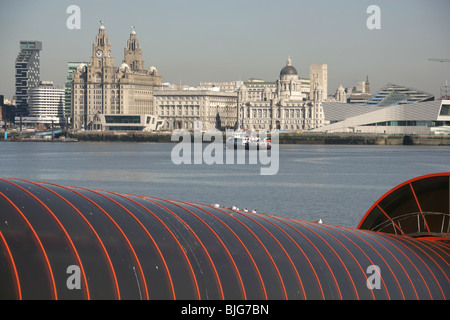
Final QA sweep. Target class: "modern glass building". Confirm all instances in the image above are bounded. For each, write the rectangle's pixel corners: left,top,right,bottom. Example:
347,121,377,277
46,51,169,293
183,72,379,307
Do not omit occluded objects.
92,114,164,131
366,83,434,107
15,41,42,118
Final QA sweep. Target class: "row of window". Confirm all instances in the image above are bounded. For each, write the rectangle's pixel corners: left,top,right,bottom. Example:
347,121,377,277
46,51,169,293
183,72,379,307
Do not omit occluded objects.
156,96,203,101
159,105,200,116
363,121,450,127
248,124,313,130
248,110,316,118
105,115,141,124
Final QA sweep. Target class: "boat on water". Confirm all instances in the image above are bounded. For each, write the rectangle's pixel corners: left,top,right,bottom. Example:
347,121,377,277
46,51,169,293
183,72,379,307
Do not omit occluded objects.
226,130,271,150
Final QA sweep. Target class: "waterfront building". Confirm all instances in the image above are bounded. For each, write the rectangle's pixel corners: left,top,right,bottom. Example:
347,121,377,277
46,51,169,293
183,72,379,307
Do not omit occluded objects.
153,89,237,131
310,64,328,101
16,81,64,126
347,76,372,104
65,62,88,123
313,100,450,134
93,114,163,132
15,41,42,118
28,81,64,119
366,83,434,107
242,79,278,101
238,57,325,131
1,98,16,126
71,23,162,130
243,76,311,102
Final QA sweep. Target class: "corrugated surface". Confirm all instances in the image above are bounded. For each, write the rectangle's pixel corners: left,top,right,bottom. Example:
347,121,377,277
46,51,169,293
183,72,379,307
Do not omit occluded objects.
322,102,379,122
318,101,442,132
0,178,449,300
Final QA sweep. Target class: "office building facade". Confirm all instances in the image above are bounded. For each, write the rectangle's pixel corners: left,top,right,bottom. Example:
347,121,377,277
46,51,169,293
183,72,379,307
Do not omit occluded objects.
28,81,64,120
15,41,42,118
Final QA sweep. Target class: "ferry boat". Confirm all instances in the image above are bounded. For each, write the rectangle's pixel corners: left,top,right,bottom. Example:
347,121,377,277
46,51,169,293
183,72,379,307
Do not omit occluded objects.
226,130,271,150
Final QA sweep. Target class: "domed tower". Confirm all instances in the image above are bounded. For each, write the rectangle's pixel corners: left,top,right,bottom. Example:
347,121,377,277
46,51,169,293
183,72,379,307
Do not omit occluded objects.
313,82,323,102
279,57,298,79
336,84,346,102
124,26,144,72
276,57,305,101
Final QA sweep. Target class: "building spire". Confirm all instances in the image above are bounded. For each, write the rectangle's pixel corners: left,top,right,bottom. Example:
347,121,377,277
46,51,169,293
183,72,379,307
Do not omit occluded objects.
286,56,292,66
365,75,371,94
124,26,143,71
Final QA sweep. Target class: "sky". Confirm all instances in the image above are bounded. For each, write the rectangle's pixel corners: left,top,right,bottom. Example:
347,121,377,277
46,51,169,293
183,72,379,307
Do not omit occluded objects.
0,0,449,99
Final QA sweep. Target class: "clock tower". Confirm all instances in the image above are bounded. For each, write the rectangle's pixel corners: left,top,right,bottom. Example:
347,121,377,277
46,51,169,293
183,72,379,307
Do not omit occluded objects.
71,22,162,131
90,21,114,69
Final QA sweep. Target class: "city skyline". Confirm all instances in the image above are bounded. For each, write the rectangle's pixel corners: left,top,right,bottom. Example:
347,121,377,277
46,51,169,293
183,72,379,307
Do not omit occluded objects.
1,0,449,100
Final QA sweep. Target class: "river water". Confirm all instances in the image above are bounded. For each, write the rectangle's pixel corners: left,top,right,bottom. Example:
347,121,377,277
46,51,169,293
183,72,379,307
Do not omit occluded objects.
1,141,449,228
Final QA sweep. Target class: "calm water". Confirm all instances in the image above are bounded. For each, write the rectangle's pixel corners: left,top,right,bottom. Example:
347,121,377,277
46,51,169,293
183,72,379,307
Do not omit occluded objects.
1,141,449,228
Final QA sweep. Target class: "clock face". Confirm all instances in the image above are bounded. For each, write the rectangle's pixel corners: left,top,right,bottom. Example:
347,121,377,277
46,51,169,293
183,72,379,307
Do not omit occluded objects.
108,51,111,57
96,50,103,58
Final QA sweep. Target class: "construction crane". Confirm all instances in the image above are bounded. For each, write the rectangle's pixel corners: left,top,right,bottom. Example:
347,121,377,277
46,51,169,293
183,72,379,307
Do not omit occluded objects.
428,58,450,63
428,58,450,99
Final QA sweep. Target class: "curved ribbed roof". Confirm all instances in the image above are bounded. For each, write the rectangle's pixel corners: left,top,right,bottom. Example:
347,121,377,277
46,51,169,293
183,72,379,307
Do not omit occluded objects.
0,177,449,300
358,172,450,241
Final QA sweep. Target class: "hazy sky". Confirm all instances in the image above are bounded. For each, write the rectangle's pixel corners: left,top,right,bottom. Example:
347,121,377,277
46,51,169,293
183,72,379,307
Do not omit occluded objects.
1,0,449,99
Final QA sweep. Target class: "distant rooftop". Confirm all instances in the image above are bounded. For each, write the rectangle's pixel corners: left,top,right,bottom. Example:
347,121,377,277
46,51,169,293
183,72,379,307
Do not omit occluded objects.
366,83,434,107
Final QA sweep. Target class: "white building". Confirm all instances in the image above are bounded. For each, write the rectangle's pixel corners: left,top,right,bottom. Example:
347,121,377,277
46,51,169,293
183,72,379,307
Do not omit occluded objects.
93,114,164,132
238,57,325,131
16,81,64,125
153,89,237,131
313,100,450,135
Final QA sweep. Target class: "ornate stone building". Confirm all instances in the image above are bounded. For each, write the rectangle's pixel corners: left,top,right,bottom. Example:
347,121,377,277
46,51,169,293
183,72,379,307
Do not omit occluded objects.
71,23,162,130
153,89,237,131
238,57,325,131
